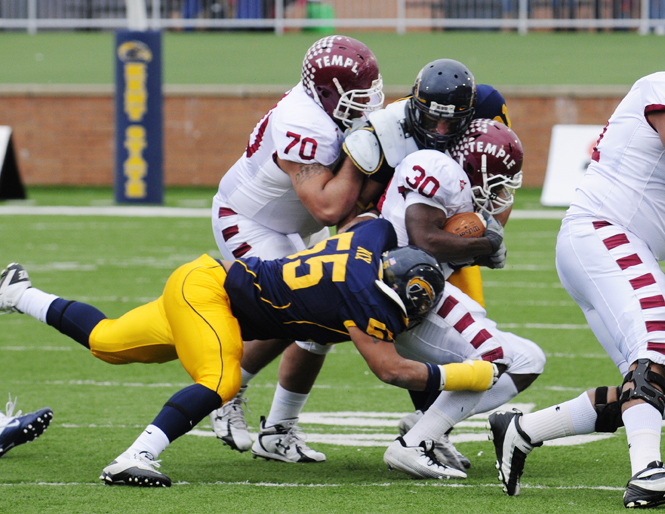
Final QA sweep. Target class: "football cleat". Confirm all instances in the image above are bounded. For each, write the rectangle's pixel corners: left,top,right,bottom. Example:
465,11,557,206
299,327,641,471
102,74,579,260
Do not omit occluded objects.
383,436,467,479
397,410,424,437
436,433,471,471
209,394,252,452
487,410,541,496
251,416,326,463
624,461,665,508
0,263,31,314
100,450,171,487
0,394,53,457
397,411,471,471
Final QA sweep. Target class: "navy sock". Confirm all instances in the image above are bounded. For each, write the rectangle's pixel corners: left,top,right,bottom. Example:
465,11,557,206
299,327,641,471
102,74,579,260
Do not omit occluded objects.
152,384,222,442
45,298,107,349
409,389,430,412
408,388,440,412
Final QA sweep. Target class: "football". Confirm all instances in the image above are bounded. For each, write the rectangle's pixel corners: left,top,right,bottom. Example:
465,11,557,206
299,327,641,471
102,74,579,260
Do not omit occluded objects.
443,212,486,238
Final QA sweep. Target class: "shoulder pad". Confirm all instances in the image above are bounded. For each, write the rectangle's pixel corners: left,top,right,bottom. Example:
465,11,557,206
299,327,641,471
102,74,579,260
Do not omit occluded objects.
343,127,383,175
368,101,419,168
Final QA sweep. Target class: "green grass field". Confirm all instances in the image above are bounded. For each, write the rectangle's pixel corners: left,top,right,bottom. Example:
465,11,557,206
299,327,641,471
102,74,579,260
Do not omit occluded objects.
0,186,641,513
1,31,664,87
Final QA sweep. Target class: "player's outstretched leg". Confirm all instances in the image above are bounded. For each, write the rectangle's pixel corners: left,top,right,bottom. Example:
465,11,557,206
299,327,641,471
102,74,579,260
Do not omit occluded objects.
251,416,325,463
209,386,252,452
624,461,665,508
0,394,53,457
487,410,541,496
383,436,467,479
0,263,31,314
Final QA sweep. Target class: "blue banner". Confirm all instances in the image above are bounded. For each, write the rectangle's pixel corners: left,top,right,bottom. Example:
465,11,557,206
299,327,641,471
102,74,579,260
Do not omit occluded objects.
114,30,163,204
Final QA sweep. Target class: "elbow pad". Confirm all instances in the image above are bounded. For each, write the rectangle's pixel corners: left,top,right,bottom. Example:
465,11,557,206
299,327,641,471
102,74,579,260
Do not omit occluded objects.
343,127,383,176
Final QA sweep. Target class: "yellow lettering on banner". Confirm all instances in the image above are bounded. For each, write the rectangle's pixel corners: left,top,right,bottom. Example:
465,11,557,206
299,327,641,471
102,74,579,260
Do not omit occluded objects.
123,125,148,199
124,63,148,122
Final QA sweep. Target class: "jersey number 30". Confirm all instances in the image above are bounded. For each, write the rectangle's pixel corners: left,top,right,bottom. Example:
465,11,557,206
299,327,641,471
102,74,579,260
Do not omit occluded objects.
405,165,440,198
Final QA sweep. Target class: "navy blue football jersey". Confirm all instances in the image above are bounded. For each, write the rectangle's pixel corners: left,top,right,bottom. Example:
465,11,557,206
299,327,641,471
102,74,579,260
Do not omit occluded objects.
224,218,406,344
475,84,511,127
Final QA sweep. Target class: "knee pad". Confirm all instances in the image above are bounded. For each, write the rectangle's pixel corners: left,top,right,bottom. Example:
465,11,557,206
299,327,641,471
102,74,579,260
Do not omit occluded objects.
619,359,665,416
295,340,335,355
594,386,624,433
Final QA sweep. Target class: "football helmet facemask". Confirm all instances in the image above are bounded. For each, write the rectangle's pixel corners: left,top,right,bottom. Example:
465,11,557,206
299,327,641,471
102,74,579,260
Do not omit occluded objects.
406,59,476,152
301,35,384,128
449,119,524,215
376,246,445,322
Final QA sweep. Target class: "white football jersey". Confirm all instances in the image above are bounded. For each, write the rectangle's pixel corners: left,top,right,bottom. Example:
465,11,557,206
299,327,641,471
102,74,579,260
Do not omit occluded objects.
380,149,474,277
567,72,665,259
215,82,344,237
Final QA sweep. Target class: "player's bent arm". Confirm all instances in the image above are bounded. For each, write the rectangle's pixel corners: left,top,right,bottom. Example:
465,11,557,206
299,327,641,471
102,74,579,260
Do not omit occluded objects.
348,326,497,392
337,178,386,231
647,111,665,148
277,155,364,227
349,326,427,390
405,203,494,263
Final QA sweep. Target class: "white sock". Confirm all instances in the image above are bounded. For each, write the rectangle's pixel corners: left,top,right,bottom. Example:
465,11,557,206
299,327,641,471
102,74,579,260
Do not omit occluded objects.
265,383,308,427
568,391,599,434
16,288,58,323
467,374,519,416
403,390,482,446
520,392,596,443
623,403,663,475
403,405,456,446
240,369,256,388
127,424,170,460
432,389,484,425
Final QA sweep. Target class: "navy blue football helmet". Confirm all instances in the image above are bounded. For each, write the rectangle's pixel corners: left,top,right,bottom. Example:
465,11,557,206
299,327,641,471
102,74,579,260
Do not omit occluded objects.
406,59,476,152
376,246,445,321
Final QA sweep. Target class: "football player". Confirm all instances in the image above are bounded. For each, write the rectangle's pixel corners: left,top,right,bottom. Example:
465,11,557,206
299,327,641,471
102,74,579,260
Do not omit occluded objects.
209,35,385,460
488,72,665,508
0,218,500,486
378,115,545,478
